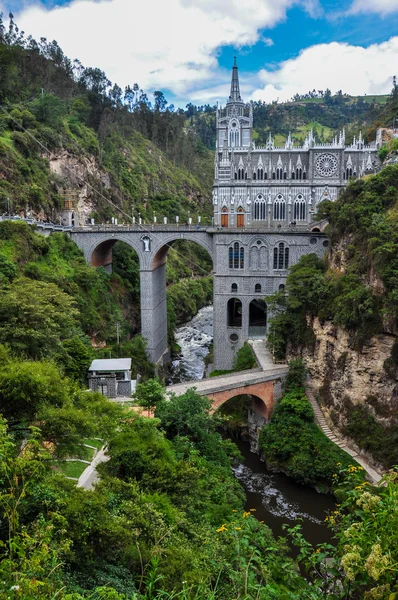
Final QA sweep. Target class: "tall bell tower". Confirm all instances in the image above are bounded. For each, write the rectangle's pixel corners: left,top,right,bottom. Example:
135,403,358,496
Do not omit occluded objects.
216,57,252,151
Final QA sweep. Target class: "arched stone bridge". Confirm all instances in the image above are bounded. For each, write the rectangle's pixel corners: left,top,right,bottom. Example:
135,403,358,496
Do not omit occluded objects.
70,224,326,370
166,364,288,422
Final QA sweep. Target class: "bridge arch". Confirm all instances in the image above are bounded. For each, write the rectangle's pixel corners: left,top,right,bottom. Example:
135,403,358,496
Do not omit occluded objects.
207,380,275,420
86,234,144,270
151,232,214,268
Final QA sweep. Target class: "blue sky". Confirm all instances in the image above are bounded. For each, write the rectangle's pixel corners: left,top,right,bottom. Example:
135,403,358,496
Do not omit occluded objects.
3,0,398,106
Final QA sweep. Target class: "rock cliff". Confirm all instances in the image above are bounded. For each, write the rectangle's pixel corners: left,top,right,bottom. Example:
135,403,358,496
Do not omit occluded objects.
297,317,398,468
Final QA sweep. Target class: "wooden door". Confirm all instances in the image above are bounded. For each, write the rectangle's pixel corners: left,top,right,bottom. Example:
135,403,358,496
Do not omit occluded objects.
237,211,244,228
221,209,228,227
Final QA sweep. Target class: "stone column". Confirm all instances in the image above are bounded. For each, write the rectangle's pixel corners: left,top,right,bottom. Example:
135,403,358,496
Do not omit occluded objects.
140,263,168,365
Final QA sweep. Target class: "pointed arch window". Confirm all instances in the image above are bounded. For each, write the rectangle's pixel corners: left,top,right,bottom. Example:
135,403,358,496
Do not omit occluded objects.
273,242,289,270
229,123,240,147
257,167,264,180
237,168,245,180
296,167,302,180
276,167,283,180
254,195,266,221
229,242,244,269
293,195,306,221
273,194,286,221
255,283,262,293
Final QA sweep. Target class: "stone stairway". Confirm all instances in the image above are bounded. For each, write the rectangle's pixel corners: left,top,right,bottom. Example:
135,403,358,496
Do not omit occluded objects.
306,386,383,484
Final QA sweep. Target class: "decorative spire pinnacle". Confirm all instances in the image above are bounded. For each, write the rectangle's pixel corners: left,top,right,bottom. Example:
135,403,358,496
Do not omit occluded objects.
228,56,242,103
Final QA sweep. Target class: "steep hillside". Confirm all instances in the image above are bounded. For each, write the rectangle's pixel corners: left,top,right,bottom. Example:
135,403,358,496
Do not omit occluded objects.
267,165,398,468
0,19,213,224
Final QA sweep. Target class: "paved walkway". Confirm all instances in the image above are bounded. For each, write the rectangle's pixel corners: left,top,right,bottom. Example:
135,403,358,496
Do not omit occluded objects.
77,447,109,490
248,339,285,370
306,386,383,484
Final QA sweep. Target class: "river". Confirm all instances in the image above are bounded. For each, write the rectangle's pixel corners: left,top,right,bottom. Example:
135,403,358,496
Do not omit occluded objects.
170,305,335,549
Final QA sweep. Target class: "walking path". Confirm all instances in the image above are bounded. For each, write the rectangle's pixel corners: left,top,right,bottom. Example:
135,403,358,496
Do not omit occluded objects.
248,339,284,370
77,447,109,490
249,339,383,485
305,386,383,484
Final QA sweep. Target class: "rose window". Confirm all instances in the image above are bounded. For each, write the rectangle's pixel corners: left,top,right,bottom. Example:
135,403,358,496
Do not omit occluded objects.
315,153,338,177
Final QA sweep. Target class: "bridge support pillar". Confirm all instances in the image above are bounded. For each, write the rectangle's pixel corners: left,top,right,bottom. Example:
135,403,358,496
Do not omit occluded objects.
140,263,169,365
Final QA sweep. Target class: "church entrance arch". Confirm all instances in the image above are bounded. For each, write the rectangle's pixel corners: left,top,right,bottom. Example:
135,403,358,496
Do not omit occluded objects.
221,206,229,228
237,206,244,228
249,299,267,337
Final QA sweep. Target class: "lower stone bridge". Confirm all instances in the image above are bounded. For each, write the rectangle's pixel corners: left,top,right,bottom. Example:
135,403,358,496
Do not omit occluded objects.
166,364,288,421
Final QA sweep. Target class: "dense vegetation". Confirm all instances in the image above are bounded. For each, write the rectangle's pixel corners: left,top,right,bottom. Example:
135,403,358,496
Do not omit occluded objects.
0,220,156,378
260,360,353,490
268,164,398,360
0,13,213,223
266,165,398,468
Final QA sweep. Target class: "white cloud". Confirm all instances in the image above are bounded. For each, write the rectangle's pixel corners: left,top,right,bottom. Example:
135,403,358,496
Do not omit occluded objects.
2,0,323,105
250,38,398,103
348,0,398,16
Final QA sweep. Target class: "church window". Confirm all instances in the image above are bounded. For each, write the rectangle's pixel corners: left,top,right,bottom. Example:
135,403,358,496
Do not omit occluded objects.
273,195,286,221
279,284,285,291
273,243,289,270
257,168,264,180
229,242,244,269
253,172,256,180
231,283,238,293
303,171,306,180
291,171,295,180
276,167,283,180
296,167,302,180
283,171,287,180
293,195,306,221
272,171,276,180
234,172,237,180
255,283,262,293
254,195,266,220
229,123,240,147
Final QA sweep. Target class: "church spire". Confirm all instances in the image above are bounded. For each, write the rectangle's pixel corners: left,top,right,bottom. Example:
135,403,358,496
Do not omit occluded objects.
228,56,242,103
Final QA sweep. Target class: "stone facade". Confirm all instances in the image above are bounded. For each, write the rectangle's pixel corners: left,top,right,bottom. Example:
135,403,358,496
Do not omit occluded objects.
213,59,379,231
70,60,379,370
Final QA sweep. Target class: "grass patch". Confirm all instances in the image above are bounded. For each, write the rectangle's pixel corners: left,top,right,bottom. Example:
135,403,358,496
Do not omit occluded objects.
57,460,88,479
209,369,234,377
83,438,103,451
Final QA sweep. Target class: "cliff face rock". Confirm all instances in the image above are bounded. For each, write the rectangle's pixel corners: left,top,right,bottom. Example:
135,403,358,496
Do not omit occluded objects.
49,151,111,225
300,317,398,430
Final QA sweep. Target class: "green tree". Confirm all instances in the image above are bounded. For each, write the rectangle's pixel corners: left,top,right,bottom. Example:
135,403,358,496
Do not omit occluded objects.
0,360,69,426
0,278,79,359
133,378,165,416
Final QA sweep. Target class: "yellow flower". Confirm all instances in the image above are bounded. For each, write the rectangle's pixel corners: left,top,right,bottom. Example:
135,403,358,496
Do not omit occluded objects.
249,508,256,512
235,527,242,530
232,509,237,513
